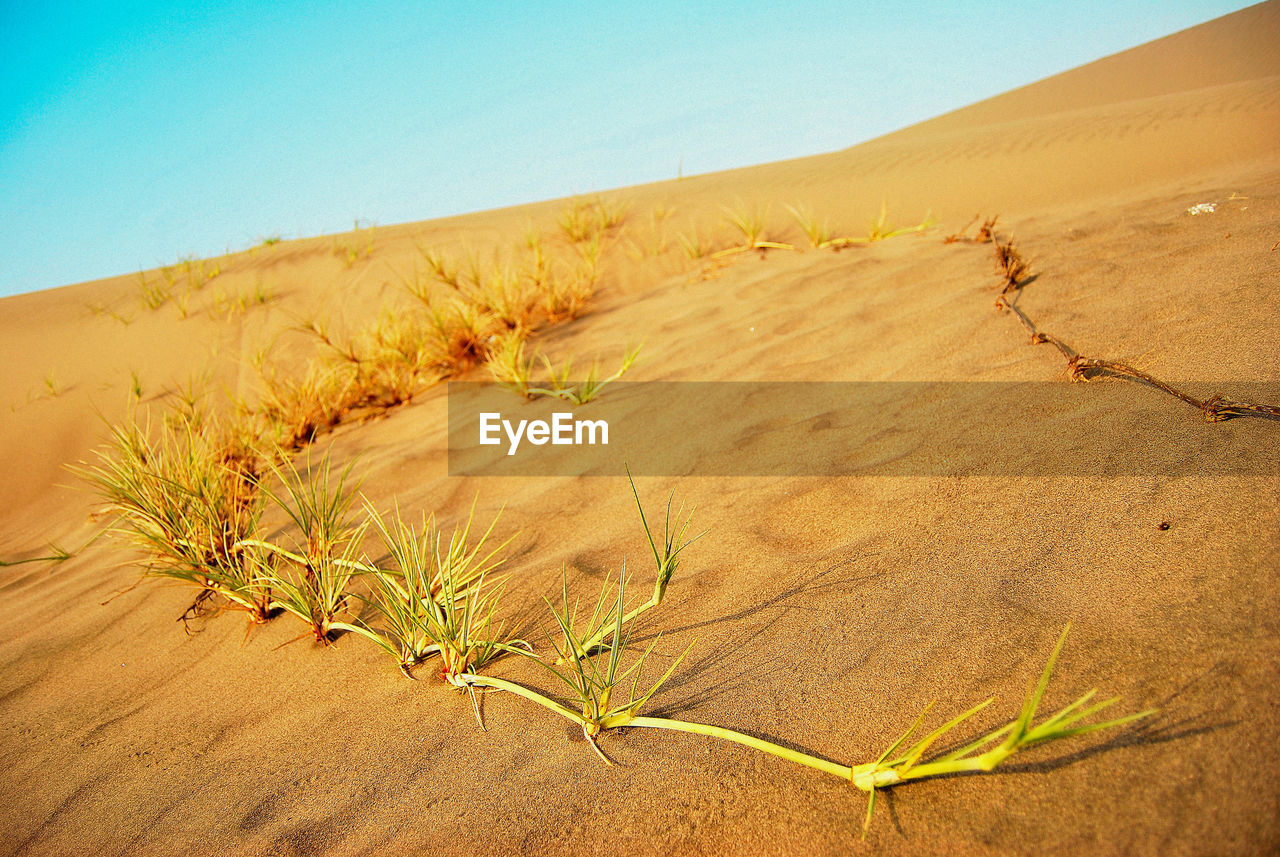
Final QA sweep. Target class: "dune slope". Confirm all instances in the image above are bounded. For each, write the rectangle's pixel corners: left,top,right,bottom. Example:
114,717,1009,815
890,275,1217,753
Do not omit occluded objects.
1,4,1278,856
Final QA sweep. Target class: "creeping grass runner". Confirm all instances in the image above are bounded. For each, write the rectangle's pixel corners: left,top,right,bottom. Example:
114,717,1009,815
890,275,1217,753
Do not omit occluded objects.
462,564,693,763
864,201,935,243
558,469,702,662
468,575,1154,832
339,500,529,724
631,624,1155,835
457,475,1151,831
788,202,936,251
84,422,1157,831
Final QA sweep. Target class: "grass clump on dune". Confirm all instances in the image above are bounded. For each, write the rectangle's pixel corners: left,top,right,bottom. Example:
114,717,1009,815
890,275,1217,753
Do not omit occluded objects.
676,222,712,260
532,346,641,405
788,201,935,251
832,624,1155,832
209,280,274,320
332,222,376,268
133,257,222,313
354,309,444,404
562,470,701,660
258,536,365,644
233,203,630,454
486,332,640,404
459,473,702,755
43,371,64,398
540,265,595,323
417,296,500,374
135,271,171,310
557,198,596,243
87,300,135,326
263,302,472,446
418,245,464,290
785,203,835,249
80,410,273,625
250,453,359,569
485,331,539,397
558,196,627,244
463,563,693,763
624,205,674,258
343,500,526,683
238,454,366,643
253,362,357,451
713,201,795,258
464,263,540,332
299,307,446,410
178,255,221,291
864,201,934,243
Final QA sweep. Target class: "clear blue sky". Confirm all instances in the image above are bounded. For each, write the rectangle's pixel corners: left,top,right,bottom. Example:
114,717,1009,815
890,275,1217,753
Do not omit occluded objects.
0,1,1254,296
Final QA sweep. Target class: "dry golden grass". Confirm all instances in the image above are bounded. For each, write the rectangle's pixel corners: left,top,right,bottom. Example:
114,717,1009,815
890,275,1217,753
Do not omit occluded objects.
994,238,1031,293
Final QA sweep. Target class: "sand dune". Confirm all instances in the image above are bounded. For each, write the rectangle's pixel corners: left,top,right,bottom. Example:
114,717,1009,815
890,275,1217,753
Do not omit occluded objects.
2,4,1278,856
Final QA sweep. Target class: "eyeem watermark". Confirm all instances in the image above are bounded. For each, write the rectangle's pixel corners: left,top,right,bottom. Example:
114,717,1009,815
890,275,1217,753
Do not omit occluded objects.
479,412,609,456
449,381,1279,477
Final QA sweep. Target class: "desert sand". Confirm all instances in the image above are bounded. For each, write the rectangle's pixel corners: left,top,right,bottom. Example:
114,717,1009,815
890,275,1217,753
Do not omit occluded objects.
1,3,1278,855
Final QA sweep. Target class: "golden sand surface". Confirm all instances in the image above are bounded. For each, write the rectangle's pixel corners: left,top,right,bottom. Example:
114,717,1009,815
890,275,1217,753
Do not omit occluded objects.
1,4,1277,855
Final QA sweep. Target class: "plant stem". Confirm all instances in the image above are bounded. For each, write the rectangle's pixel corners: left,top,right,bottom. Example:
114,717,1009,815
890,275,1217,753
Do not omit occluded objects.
628,716,852,780
459,673,587,726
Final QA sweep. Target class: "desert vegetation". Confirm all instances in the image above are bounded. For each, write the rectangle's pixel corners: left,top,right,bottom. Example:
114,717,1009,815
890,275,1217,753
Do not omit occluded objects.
232,194,648,451
464,575,1153,834
332,221,377,268
134,255,226,314
7,12,1278,849
79,397,1156,832
713,201,796,257
64,198,1259,840
663,198,938,273
340,498,526,695
486,332,640,404
943,213,999,244
787,201,935,251
78,406,270,627
151,196,948,459
956,216,1280,422
209,279,275,319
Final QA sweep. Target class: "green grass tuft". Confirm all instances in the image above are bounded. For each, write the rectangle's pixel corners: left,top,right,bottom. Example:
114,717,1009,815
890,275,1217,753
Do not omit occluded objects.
77,409,272,625
340,499,527,712
465,563,693,763
240,454,365,643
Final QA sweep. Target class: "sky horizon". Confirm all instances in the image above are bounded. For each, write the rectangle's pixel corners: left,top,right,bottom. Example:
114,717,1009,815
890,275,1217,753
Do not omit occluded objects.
0,1,1256,297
